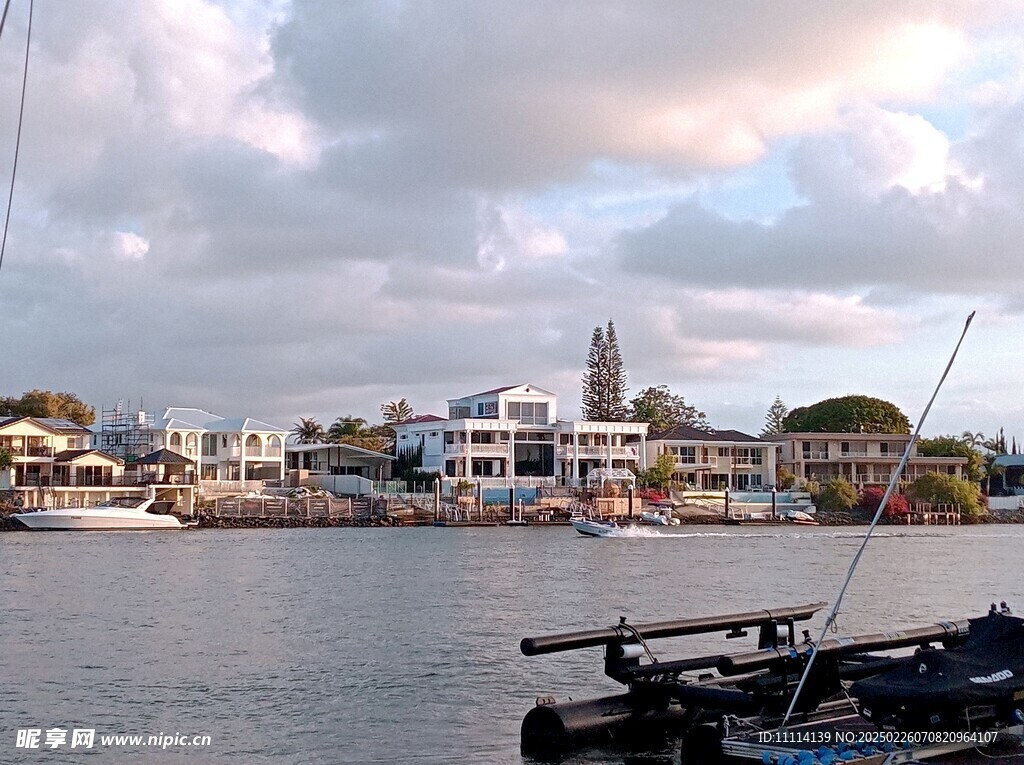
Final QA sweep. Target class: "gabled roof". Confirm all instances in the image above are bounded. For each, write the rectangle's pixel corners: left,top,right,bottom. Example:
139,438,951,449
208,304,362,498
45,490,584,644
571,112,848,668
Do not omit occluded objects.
132,448,195,466
53,449,124,465
155,408,285,433
36,417,94,434
452,383,557,400
648,424,765,443
0,416,93,435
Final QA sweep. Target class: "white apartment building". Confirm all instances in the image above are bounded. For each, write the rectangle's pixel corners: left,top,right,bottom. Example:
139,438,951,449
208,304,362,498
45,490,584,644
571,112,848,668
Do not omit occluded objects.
390,384,648,485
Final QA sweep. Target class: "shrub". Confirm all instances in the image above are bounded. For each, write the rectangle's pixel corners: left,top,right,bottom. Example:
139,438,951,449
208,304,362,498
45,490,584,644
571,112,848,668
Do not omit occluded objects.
858,486,910,518
776,467,796,490
906,473,984,518
817,477,858,512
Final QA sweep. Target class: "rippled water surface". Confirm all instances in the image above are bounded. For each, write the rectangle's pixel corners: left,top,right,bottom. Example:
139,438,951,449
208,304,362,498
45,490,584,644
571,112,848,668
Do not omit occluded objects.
2,525,1023,763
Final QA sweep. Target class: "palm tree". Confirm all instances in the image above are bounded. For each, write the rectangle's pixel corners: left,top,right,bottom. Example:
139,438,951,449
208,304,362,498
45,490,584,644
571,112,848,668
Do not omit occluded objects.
327,416,369,443
291,417,325,444
961,431,985,448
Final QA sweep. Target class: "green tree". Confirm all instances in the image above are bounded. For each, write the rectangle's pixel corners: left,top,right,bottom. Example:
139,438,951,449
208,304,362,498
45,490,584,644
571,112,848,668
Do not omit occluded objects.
816,476,858,512
629,385,709,432
380,398,414,424
983,428,1007,454
581,319,629,421
327,416,368,442
760,395,789,438
640,451,677,489
290,417,325,444
782,395,910,434
907,473,984,518
0,446,12,472
916,435,983,482
0,390,95,425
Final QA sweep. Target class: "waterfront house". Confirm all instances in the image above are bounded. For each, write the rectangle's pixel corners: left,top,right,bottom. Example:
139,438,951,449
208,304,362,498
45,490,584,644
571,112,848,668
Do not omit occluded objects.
285,442,395,495
97,406,288,494
390,384,648,486
645,425,778,490
777,432,968,488
0,416,196,511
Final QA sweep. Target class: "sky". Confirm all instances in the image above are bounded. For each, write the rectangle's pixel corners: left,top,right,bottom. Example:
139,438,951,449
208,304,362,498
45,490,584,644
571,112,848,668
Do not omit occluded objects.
0,1,1022,438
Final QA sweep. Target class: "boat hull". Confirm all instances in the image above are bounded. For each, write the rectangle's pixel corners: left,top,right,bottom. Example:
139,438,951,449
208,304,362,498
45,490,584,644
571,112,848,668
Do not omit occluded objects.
570,519,620,537
12,509,184,531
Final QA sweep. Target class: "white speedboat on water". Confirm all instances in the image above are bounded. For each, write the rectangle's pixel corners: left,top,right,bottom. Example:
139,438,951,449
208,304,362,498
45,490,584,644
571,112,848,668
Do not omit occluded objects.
570,518,626,537
12,496,188,531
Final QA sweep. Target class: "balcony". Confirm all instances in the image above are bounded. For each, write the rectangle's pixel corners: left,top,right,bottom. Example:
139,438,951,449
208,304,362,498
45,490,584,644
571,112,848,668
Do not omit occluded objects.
801,451,829,460
14,472,197,488
0,443,55,458
732,457,764,466
445,443,509,456
556,445,640,459
840,450,870,458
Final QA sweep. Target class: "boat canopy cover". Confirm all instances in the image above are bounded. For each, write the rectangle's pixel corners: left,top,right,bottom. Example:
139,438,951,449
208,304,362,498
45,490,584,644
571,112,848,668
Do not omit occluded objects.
585,468,636,488
852,611,1024,709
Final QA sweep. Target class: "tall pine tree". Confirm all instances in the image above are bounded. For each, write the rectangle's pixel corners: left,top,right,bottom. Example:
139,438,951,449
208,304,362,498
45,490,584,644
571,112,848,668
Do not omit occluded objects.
760,395,789,437
581,319,629,421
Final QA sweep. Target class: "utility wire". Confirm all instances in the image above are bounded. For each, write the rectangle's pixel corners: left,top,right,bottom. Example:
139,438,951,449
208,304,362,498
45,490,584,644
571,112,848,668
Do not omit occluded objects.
0,0,33,277
781,310,976,728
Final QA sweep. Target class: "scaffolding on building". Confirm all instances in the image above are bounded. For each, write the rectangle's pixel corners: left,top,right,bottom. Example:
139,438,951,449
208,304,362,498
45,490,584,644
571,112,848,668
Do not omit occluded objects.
100,400,155,462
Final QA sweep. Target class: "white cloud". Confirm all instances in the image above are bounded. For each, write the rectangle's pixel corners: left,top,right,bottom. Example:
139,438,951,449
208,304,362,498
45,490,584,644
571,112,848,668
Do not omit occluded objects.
112,232,150,261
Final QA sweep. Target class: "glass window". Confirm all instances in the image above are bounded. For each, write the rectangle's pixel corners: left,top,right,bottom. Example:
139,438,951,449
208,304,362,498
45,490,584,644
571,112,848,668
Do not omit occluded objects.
507,402,521,420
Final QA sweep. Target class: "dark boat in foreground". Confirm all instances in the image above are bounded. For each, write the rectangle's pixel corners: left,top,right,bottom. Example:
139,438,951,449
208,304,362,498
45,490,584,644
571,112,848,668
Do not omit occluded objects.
519,601,1024,763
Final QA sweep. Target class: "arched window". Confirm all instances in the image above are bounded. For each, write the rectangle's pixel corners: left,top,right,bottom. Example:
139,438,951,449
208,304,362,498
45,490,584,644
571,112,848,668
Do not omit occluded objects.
246,434,261,447
185,433,198,455
170,433,182,449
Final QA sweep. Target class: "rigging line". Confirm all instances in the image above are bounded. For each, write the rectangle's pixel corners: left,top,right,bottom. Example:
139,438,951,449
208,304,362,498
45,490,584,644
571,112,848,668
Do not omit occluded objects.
0,0,32,277
0,0,13,42
780,310,976,728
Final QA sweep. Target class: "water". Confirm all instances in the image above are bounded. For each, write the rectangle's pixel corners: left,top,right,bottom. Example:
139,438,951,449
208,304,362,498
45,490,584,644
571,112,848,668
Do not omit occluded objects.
2,525,1023,763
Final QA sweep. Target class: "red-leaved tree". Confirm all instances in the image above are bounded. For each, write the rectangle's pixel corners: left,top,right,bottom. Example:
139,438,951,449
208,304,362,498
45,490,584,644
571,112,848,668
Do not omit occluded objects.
858,486,910,518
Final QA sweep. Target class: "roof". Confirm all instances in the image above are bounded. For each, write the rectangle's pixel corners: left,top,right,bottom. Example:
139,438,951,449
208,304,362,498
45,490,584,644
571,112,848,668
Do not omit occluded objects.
648,424,765,443
469,385,521,396
155,408,285,433
395,414,447,425
285,442,395,460
451,383,557,401
53,449,123,465
35,417,94,434
994,455,1024,468
132,448,195,466
0,416,92,434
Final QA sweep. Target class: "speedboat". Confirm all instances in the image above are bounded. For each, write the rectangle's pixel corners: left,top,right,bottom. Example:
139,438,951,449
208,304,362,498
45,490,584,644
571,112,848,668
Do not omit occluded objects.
639,510,679,526
783,509,819,526
12,496,188,531
570,518,623,537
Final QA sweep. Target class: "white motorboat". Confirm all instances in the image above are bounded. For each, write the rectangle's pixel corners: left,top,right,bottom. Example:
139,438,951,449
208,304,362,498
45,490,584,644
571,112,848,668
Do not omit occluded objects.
12,496,188,531
639,510,680,526
570,518,625,537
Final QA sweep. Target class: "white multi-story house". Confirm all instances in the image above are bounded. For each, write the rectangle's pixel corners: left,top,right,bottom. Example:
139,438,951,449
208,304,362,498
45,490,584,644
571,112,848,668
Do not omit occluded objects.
777,432,968,488
97,407,288,484
645,425,778,490
391,384,648,485
1,416,196,510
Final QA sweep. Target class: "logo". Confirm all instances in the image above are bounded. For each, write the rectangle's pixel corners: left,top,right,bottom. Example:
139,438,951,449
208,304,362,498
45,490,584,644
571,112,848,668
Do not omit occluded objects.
970,669,1014,684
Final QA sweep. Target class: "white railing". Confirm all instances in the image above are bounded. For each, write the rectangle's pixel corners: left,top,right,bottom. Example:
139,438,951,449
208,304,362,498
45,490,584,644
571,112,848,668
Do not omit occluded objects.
444,443,509,456
802,451,829,460
840,450,871,457
556,445,640,458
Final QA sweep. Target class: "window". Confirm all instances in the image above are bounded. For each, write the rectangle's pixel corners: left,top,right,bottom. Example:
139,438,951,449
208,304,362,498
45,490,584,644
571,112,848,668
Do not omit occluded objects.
477,403,485,416
671,446,696,464
202,434,218,457
429,431,438,437
170,433,182,449
507,401,548,425
449,406,470,419
201,464,217,480
718,447,730,457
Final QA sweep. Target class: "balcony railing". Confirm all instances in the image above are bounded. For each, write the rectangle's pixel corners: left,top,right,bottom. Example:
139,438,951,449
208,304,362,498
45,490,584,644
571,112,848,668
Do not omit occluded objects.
732,457,764,466
802,451,829,460
840,450,870,457
555,445,640,458
445,443,509,456
1,444,55,458
13,472,197,488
